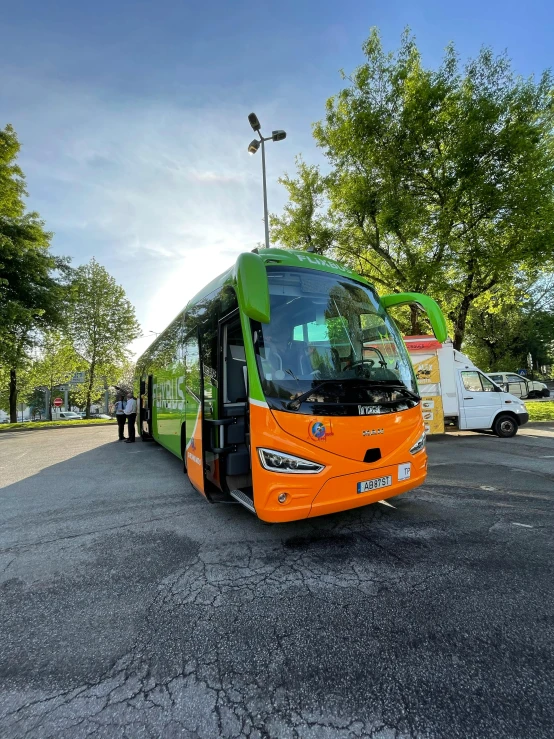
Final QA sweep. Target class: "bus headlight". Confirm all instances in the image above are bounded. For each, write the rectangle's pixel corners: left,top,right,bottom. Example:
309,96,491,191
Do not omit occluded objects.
258,448,324,474
409,432,426,455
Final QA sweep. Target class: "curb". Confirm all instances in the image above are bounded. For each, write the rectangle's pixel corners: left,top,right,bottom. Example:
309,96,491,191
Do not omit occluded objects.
0,422,116,434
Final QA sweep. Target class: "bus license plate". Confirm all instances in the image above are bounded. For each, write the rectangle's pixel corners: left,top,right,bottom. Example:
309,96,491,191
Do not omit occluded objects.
357,475,392,494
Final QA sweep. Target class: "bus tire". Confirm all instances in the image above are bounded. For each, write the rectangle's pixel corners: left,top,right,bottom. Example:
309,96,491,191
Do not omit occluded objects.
493,413,518,438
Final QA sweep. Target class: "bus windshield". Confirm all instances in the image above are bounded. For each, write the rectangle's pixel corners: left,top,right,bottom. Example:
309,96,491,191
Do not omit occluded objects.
252,267,419,413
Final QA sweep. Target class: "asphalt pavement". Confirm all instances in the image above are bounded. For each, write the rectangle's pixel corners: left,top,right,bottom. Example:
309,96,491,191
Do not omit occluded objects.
0,424,553,739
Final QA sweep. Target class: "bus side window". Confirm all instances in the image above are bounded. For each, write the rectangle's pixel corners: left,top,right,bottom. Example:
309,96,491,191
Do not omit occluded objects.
226,336,247,403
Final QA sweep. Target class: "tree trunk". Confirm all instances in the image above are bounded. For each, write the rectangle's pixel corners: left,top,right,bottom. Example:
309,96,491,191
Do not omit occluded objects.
85,360,95,419
47,383,53,421
9,369,17,423
452,297,472,351
410,305,419,335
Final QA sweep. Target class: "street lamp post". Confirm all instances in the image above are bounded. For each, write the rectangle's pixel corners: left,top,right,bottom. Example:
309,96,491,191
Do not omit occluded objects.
247,112,286,249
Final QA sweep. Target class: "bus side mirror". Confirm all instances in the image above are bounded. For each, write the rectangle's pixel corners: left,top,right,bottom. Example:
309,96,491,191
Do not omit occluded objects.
380,292,448,343
235,252,271,323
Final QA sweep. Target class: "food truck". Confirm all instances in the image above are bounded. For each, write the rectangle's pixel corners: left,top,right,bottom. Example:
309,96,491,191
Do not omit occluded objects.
403,336,529,438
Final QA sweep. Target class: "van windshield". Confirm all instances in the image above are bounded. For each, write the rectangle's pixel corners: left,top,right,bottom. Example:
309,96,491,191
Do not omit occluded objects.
252,267,419,414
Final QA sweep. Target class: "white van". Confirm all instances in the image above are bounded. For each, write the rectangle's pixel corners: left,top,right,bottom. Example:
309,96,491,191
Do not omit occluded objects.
486,372,550,399
404,337,529,438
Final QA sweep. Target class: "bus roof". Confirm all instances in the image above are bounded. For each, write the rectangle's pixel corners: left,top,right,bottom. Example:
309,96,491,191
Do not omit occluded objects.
186,248,371,309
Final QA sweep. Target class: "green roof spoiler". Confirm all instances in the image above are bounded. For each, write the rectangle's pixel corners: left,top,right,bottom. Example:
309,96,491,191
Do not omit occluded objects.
235,252,271,323
381,292,448,343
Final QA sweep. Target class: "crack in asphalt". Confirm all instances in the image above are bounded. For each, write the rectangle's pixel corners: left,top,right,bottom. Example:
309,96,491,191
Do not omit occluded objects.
1,524,453,739
2,429,553,739
0,511,197,555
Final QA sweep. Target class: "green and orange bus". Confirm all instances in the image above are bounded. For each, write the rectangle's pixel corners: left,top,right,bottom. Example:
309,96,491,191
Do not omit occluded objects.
135,248,447,522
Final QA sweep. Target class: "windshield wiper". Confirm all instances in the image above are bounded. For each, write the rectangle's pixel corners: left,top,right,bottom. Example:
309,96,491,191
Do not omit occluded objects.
363,381,421,402
286,379,420,410
287,381,342,410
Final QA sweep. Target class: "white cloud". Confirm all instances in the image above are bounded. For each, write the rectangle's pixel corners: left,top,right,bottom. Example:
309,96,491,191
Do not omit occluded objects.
1,69,322,358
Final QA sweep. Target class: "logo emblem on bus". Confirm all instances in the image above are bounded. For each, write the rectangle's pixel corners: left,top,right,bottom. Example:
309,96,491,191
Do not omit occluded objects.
309,421,333,441
362,429,384,436
311,422,327,440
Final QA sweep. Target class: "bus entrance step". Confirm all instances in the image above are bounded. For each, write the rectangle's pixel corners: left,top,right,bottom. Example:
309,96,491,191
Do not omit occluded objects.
230,489,256,515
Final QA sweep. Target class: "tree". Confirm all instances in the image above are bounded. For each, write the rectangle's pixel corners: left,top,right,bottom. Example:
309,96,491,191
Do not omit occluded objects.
112,359,136,395
27,333,85,419
269,158,335,255
0,124,70,421
271,29,554,348
0,362,33,417
69,259,140,417
464,274,554,372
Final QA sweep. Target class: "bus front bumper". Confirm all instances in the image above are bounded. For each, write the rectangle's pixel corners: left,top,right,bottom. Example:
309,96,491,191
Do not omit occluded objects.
308,462,427,519
255,453,427,523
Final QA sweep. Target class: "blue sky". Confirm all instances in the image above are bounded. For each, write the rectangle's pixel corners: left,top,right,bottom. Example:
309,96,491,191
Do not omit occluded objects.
1,0,553,356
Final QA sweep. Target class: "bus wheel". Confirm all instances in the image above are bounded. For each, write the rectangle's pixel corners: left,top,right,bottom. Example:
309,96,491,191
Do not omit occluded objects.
493,414,517,438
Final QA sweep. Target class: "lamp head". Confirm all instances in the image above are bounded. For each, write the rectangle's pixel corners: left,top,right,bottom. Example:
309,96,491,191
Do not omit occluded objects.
248,139,260,155
272,130,287,142
248,112,261,131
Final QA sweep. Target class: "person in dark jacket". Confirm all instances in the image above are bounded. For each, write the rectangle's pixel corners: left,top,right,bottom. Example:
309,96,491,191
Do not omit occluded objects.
114,394,126,441
124,392,137,443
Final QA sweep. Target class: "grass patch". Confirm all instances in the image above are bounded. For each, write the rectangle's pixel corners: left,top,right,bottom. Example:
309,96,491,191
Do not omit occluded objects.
526,401,554,422
0,419,116,432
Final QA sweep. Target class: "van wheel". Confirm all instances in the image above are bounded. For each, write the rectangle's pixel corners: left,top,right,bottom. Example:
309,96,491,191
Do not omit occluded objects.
493,414,517,438
527,391,538,399
542,388,550,397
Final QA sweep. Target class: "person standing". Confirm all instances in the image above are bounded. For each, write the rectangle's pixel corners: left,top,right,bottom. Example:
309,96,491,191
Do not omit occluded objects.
124,392,137,443
114,394,127,441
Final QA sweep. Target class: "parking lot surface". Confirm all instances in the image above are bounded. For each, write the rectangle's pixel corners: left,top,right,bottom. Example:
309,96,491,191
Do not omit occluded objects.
1,424,553,739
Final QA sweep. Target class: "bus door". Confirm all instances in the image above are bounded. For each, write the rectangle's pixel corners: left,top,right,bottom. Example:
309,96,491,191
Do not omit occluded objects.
140,374,153,439
184,330,205,495
211,311,252,507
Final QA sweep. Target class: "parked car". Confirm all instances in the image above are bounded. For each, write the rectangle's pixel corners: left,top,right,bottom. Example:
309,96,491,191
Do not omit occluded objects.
90,413,113,419
57,411,82,420
486,372,550,399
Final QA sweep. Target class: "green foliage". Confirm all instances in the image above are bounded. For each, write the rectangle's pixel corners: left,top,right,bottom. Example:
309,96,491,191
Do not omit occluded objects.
0,362,34,413
112,359,136,394
526,402,554,422
271,28,554,349
29,333,84,387
24,333,85,418
69,259,140,416
0,124,26,218
0,418,116,432
464,274,554,371
269,158,335,254
0,123,71,420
